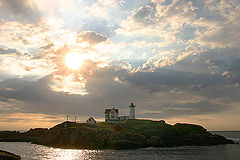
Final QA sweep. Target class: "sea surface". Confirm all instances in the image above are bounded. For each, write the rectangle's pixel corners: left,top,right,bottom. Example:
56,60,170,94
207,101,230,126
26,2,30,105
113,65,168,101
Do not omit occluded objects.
0,131,239,160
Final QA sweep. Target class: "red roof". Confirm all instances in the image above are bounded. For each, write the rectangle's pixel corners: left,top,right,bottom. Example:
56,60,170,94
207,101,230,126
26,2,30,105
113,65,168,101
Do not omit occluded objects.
105,108,118,114
115,124,122,131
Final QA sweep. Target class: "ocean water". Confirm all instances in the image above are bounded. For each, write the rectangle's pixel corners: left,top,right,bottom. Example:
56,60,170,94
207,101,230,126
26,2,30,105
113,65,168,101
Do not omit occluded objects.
0,131,239,160
210,131,240,143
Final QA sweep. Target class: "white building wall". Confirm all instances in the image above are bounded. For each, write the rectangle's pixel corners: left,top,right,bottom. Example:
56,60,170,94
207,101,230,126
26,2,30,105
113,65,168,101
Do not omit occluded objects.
110,111,117,120
129,106,135,119
86,117,96,125
119,116,129,120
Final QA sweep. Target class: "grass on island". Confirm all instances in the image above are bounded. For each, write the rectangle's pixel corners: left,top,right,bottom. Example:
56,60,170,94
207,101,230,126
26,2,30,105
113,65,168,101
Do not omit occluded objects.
53,119,206,139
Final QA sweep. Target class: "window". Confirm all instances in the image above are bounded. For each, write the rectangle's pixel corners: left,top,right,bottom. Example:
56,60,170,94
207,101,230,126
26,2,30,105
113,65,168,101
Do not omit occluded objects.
111,116,114,119
111,111,115,114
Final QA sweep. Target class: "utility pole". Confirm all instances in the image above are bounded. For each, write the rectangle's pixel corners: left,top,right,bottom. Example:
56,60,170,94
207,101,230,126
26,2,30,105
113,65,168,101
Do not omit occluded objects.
66,115,69,121
74,117,77,123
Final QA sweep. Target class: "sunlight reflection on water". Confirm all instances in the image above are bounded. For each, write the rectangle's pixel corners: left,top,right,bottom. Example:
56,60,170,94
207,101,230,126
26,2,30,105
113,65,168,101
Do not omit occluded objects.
46,149,103,160
33,147,103,160
0,142,240,160
0,142,103,160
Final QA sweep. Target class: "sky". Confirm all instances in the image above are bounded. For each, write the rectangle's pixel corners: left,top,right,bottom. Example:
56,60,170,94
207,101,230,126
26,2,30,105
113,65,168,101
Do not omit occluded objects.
0,0,240,131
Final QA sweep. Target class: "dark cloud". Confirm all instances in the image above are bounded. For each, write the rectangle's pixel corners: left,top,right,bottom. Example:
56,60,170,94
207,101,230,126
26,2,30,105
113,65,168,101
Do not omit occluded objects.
0,62,237,119
0,46,239,120
76,31,108,44
39,43,54,50
135,47,240,100
139,101,227,119
0,73,133,117
0,96,9,102
123,69,224,93
0,0,41,24
0,46,21,55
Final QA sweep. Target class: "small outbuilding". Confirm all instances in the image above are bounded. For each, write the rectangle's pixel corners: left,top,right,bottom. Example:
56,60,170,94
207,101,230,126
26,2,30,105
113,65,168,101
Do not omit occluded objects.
115,124,122,131
86,117,96,125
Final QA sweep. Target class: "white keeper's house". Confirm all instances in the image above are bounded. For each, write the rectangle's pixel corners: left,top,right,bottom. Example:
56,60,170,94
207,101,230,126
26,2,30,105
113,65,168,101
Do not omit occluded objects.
104,102,136,123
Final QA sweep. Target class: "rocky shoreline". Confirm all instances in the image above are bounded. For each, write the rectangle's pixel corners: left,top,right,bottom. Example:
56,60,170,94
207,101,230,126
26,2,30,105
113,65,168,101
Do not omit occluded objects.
0,119,235,150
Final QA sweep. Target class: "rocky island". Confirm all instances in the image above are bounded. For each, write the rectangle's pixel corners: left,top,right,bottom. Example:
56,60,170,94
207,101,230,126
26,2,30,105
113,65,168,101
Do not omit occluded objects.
0,119,234,149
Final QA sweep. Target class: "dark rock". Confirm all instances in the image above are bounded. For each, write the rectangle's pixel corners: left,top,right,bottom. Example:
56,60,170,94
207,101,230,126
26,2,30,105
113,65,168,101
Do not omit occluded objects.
0,150,21,160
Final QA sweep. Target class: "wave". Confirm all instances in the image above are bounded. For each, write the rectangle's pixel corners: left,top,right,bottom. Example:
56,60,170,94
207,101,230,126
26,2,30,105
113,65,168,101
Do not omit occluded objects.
227,138,240,142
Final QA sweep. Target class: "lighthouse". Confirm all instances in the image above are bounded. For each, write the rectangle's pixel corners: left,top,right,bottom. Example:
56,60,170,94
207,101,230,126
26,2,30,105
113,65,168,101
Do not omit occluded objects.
129,102,136,119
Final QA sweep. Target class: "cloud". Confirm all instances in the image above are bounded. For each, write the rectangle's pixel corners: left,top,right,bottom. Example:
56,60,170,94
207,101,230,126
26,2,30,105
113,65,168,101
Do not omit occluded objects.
85,0,117,19
139,101,227,119
48,44,110,94
115,0,197,49
0,112,65,130
116,5,156,35
0,20,49,48
0,0,240,130
139,48,196,71
127,5,155,26
0,46,21,55
0,61,238,120
0,0,42,24
125,69,220,93
0,96,8,102
0,73,133,117
0,52,239,131
0,48,50,79
154,0,196,22
50,45,95,80
194,1,240,48
76,31,108,45
117,0,240,50
119,0,196,31
0,18,5,24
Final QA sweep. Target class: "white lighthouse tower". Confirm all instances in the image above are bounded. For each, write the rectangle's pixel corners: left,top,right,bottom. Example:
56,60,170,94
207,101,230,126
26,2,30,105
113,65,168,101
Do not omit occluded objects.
129,102,136,119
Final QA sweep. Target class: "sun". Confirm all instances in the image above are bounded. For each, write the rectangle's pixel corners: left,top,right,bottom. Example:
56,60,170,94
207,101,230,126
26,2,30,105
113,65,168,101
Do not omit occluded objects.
65,52,85,70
